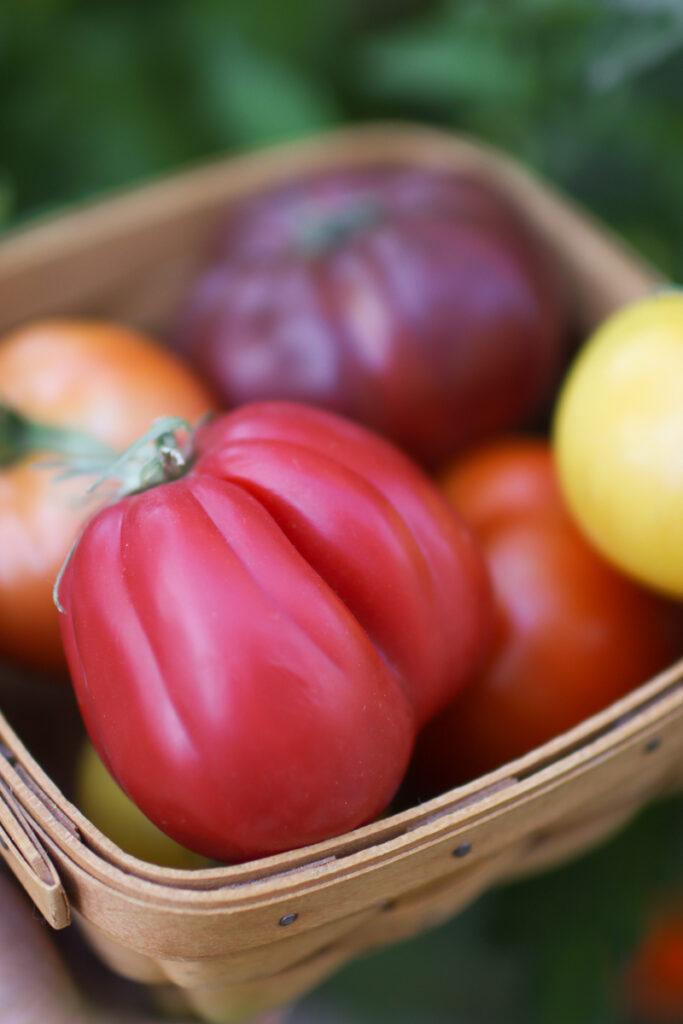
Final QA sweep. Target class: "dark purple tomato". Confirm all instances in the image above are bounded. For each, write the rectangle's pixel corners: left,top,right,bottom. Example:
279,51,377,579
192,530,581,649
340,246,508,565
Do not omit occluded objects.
175,166,566,465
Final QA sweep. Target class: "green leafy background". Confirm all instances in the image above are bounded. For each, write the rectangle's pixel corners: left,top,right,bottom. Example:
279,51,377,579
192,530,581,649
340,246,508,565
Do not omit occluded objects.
3,0,683,281
3,2,683,1021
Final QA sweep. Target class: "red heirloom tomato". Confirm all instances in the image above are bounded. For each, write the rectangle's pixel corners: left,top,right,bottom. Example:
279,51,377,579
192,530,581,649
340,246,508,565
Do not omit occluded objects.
411,439,683,792
175,167,566,465
57,403,492,861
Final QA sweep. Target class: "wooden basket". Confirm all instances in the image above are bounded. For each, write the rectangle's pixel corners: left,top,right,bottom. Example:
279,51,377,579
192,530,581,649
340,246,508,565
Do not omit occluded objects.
0,124,681,1024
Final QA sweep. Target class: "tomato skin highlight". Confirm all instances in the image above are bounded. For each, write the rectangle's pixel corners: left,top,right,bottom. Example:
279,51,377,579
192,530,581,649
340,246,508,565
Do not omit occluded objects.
0,319,215,673
412,440,683,792
58,402,492,861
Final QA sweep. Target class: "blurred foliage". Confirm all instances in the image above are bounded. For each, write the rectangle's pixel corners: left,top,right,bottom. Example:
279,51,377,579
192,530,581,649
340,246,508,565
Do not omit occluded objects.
2,0,683,278
3,2,683,1021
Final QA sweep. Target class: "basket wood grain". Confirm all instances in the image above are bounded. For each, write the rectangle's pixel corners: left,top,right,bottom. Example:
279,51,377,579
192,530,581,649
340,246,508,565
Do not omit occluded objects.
0,124,681,1024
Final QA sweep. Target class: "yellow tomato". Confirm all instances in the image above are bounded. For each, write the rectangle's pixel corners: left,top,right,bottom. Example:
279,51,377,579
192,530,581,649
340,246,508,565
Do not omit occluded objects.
76,742,209,869
554,291,683,598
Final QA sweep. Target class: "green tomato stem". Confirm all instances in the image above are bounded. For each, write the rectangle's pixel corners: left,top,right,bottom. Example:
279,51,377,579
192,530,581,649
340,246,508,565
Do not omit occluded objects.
0,403,115,468
84,415,195,497
295,198,383,256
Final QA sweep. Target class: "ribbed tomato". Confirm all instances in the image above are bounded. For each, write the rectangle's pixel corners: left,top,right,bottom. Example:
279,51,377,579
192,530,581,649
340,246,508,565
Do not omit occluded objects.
57,403,492,861
175,167,566,465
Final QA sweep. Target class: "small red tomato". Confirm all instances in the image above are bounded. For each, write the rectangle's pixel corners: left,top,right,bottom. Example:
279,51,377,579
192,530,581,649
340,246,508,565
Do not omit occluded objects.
626,905,683,1021
175,167,566,465
411,440,683,792
57,403,491,861
440,436,565,533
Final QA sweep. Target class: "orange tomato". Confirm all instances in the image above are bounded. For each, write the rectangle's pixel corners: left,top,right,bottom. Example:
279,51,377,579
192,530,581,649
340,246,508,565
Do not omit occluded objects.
0,320,215,673
412,439,683,790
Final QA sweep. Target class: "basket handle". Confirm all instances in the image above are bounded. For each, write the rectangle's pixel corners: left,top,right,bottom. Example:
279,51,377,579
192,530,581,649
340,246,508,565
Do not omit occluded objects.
0,744,70,929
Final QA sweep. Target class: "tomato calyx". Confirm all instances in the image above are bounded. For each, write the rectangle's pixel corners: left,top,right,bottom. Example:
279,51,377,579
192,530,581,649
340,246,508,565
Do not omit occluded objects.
295,198,383,256
83,416,196,500
0,402,115,469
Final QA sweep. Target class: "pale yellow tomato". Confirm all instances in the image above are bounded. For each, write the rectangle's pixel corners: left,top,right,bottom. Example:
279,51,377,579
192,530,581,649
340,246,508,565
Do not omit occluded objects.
76,742,209,869
554,291,683,598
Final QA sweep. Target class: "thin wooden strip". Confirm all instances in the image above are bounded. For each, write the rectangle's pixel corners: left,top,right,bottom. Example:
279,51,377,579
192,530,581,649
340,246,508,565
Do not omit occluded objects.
0,780,53,884
0,785,70,928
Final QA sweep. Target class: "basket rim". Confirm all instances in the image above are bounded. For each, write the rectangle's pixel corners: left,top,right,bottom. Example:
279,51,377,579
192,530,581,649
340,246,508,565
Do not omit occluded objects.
0,118,623,247
2,655,681,910
0,119,658,320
